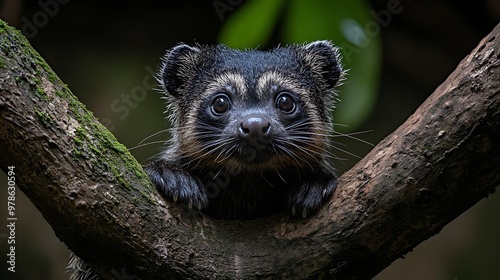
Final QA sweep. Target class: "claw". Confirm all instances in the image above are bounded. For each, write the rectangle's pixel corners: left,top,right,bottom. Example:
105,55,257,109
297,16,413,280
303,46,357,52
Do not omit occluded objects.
173,190,179,202
302,208,308,218
291,205,296,216
196,201,202,210
188,199,193,209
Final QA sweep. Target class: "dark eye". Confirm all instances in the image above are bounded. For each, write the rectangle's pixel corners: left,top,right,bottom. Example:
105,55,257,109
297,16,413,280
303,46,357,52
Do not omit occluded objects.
276,92,296,113
211,94,231,115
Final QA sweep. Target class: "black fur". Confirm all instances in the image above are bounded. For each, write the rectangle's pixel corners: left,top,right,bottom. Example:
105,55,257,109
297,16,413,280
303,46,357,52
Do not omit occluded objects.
148,41,344,220
69,41,344,280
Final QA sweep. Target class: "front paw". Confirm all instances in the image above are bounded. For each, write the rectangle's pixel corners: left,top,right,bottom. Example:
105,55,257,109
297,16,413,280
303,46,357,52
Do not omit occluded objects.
146,160,208,210
287,177,337,218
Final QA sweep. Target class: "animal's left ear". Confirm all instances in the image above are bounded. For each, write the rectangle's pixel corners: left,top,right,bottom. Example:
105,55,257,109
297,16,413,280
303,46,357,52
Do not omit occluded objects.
299,40,344,89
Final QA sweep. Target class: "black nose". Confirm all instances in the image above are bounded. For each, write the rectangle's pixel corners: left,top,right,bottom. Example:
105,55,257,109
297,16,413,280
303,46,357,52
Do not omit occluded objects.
238,115,272,145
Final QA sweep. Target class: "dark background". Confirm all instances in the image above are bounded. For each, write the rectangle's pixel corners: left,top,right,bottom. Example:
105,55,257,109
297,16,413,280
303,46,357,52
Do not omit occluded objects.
0,0,499,279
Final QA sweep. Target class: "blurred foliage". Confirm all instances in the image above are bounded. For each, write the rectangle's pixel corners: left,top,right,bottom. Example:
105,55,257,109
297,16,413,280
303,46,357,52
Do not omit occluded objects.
219,0,381,131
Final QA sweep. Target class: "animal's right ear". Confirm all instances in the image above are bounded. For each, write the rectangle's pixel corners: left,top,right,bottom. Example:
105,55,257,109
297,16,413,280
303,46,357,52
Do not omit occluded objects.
160,44,201,96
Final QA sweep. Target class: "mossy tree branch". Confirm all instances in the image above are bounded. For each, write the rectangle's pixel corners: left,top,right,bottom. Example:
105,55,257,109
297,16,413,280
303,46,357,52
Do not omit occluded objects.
0,20,499,279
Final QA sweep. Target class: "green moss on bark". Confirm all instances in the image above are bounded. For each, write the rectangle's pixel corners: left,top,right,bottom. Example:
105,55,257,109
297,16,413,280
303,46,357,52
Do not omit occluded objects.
0,18,155,199
35,109,53,127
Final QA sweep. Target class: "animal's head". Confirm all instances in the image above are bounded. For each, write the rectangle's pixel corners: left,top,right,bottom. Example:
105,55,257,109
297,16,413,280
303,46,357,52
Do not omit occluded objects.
160,41,344,172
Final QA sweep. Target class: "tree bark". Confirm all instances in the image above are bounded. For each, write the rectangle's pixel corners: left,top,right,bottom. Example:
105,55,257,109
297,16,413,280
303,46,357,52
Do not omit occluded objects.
0,19,499,279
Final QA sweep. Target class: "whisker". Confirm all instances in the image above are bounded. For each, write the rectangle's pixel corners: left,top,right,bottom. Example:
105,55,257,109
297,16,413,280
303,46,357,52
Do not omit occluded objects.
329,144,363,160
128,140,167,151
214,143,235,163
182,137,235,167
140,152,164,165
136,129,170,146
283,119,374,162
260,171,276,188
276,140,317,169
330,130,374,146
128,129,171,151
276,170,287,184
272,142,303,167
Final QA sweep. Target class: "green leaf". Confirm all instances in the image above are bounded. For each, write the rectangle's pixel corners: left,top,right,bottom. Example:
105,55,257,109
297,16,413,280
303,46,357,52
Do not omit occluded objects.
218,0,382,130
283,0,381,131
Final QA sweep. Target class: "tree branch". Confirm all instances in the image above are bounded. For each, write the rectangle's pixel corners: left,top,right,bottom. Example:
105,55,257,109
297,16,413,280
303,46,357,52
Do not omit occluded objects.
0,20,499,279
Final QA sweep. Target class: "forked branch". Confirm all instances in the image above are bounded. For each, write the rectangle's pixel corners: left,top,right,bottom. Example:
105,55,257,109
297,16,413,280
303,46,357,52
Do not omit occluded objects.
0,20,499,279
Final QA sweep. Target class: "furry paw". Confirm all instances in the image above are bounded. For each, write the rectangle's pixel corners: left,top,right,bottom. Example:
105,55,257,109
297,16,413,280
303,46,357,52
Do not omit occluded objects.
146,160,208,210
287,177,337,218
